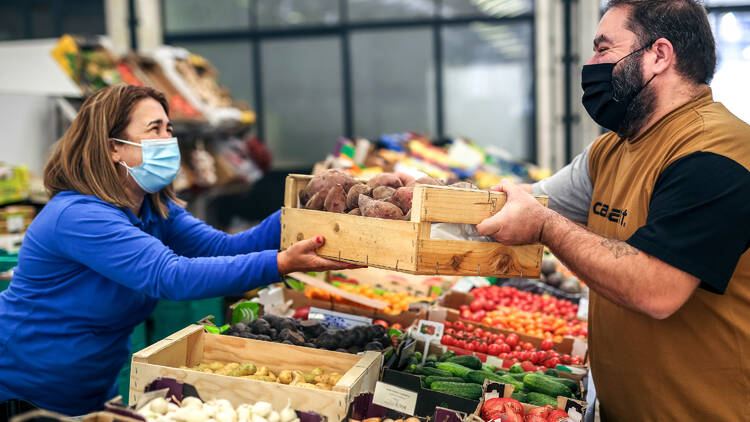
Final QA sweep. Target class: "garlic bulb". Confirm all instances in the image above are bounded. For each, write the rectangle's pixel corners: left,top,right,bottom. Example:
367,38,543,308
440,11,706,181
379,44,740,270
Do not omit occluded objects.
267,411,279,422
279,400,296,422
237,404,252,421
150,398,169,415
172,407,207,422
252,415,268,422
181,397,204,409
251,402,272,418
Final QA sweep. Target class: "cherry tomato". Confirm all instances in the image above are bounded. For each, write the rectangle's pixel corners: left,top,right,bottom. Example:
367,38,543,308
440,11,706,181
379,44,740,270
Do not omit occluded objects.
499,352,509,359
453,321,465,331
466,323,475,331
540,339,554,351
500,344,511,353
544,357,560,368
523,342,535,351
477,343,488,354
530,352,541,364
487,343,502,356
506,333,519,348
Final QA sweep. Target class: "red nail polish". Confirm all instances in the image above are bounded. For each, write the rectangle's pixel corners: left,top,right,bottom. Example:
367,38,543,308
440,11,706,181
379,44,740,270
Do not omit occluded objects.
316,236,323,243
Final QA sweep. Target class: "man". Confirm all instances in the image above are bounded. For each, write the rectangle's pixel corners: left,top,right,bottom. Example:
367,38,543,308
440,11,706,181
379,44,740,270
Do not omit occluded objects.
477,0,750,420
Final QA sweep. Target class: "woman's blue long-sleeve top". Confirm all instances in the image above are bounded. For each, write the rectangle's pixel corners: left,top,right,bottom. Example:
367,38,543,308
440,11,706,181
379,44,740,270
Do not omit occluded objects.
0,190,281,415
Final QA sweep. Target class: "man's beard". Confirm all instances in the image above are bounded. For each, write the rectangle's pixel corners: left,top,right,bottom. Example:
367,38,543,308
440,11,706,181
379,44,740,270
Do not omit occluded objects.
611,52,656,139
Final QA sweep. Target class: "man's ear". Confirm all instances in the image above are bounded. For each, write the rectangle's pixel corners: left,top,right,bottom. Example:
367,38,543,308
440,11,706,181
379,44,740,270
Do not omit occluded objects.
649,37,674,76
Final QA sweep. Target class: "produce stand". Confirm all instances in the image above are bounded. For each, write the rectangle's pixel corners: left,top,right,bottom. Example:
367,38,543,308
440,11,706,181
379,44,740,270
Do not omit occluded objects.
130,324,383,421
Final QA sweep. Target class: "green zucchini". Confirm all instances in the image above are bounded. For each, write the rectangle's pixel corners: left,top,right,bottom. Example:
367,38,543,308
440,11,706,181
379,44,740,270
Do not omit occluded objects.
526,392,558,407
436,362,475,378
424,376,465,387
439,350,456,362
430,381,482,400
523,373,573,398
446,355,483,370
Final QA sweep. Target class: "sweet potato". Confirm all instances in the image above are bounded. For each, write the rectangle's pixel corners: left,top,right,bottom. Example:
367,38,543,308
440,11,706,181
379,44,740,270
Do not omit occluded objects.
367,173,403,189
450,181,478,190
359,194,404,220
372,186,396,200
389,186,414,214
346,183,372,210
299,169,357,205
408,176,444,187
348,208,361,216
324,184,347,213
304,191,325,210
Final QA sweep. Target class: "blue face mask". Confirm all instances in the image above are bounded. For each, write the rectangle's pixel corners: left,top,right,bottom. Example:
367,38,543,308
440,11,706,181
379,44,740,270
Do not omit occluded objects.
113,137,181,193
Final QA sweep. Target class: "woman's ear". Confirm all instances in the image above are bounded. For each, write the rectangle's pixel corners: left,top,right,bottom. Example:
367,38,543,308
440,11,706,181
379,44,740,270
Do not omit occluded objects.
109,138,121,164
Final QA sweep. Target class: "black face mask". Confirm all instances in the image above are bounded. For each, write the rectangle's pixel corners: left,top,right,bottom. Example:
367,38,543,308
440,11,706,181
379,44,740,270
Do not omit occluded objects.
581,45,655,132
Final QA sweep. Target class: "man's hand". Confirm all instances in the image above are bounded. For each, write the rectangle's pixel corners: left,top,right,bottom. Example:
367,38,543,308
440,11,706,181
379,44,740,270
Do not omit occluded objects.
277,236,362,275
476,180,551,245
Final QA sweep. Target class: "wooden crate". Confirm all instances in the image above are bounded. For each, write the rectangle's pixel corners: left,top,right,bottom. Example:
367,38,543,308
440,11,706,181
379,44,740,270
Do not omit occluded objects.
281,175,548,278
130,325,382,421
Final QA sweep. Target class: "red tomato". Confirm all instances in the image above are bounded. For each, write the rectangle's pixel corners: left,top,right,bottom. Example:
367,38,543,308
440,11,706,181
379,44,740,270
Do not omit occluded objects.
470,299,485,312
540,339,554,351
500,344,511,353
498,333,506,341
488,343,502,356
459,305,470,312
506,333,519,348
474,328,484,337
372,319,389,329
520,351,531,361
499,352,509,359
514,345,522,352
440,335,450,345
483,299,497,311
523,342,535,351
530,352,541,364
443,321,453,328
544,357,560,368
520,361,536,372
453,321,465,331
461,310,473,320
445,328,455,336
477,343,488,354
468,341,479,352
560,354,571,365
466,323,475,331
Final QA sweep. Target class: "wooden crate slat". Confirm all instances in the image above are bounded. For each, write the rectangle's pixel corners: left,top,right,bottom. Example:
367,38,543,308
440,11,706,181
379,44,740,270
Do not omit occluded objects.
332,351,382,395
416,239,543,278
281,207,419,271
132,324,204,365
414,185,549,224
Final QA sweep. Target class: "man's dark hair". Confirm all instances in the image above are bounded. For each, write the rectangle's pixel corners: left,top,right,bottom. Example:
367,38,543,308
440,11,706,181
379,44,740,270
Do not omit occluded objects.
606,0,717,84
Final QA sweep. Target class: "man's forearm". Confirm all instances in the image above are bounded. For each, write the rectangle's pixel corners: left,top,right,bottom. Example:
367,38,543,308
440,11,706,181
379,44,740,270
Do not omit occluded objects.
540,210,699,319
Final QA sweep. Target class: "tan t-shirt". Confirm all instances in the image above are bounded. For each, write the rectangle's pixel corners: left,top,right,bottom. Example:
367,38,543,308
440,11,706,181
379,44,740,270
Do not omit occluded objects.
586,88,750,421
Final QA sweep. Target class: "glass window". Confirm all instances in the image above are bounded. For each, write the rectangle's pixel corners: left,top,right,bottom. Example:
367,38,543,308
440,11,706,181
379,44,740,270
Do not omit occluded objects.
351,28,436,139
348,0,434,21
61,0,105,36
175,41,255,109
31,2,56,39
442,23,534,160
164,0,252,34
709,11,750,124
256,0,339,28
0,3,24,40
441,0,533,18
261,37,344,169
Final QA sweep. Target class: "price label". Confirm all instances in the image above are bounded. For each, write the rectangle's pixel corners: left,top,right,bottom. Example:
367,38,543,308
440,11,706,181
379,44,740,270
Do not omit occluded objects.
485,356,504,369
414,320,444,342
562,398,587,422
308,307,372,330
577,297,589,320
372,381,418,416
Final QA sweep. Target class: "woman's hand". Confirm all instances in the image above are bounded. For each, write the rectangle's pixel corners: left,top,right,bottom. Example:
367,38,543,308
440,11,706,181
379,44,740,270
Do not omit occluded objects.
277,236,363,275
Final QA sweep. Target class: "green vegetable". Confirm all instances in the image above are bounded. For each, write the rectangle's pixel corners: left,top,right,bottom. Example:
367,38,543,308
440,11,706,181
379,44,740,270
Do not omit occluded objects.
446,355,483,370
423,360,437,368
439,351,456,362
415,366,453,377
494,369,509,376
526,392,558,407
430,381,482,400
424,376,465,387
426,354,439,362
436,362,474,378
545,369,559,377
498,375,524,391
510,391,527,402
465,370,507,385
407,364,417,373
509,363,524,374
523,373,573,398
506,373,527,382
481,363,496,373
408,356,420,366
414,351,423,361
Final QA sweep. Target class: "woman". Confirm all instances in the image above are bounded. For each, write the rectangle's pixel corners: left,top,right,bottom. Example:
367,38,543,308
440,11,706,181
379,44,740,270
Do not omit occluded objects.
0,85,352,414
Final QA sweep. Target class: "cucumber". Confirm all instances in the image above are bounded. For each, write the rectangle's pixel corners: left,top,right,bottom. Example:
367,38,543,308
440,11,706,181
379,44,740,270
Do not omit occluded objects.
424,376,465,387
509,363,524,374
436,362,475,379
446,355,483,370
427,354,439,362
465,370,508,385
523,373,573,398
535,372,580,395
498,375,524,391
423,361,437,368
545,369,559,377
526,392,558,407
506,373,527,382
439,351,456,362
494,369,509,376
510,391,527,402
415,366,453,377
481,363,496,373
414,352,423,360
430,381,482,400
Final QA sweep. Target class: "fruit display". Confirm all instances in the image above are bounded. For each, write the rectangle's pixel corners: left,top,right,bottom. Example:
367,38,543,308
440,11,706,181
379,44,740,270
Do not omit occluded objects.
299,169,478,220
137,396,301,422
454,287,587,339
178,361,342,391
224,314,392,353
348,418,420,422
440,321,584,366
305,283,432,315
480,398,571,422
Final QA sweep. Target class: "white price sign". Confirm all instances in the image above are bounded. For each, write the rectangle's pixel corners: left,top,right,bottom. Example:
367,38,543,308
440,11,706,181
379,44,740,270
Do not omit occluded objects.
372,382,418,416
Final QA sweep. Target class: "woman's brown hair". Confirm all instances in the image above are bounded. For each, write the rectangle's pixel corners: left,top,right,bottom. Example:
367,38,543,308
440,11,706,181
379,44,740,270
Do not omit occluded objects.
43,84,184,218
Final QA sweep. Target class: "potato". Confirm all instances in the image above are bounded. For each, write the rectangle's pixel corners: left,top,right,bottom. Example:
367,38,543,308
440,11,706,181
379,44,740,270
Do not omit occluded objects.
256,366,270,377
346,183,372,210
450,181,478,190
324,184,347,213
359,195,404,220
408,176,444,187
209,362,225,371
389,186,413,214
278,370,293,384
367,173,403,189
299,169,357,205
348,208,361,216
372,186,395,200
304,191,325,210
315,383,333,391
